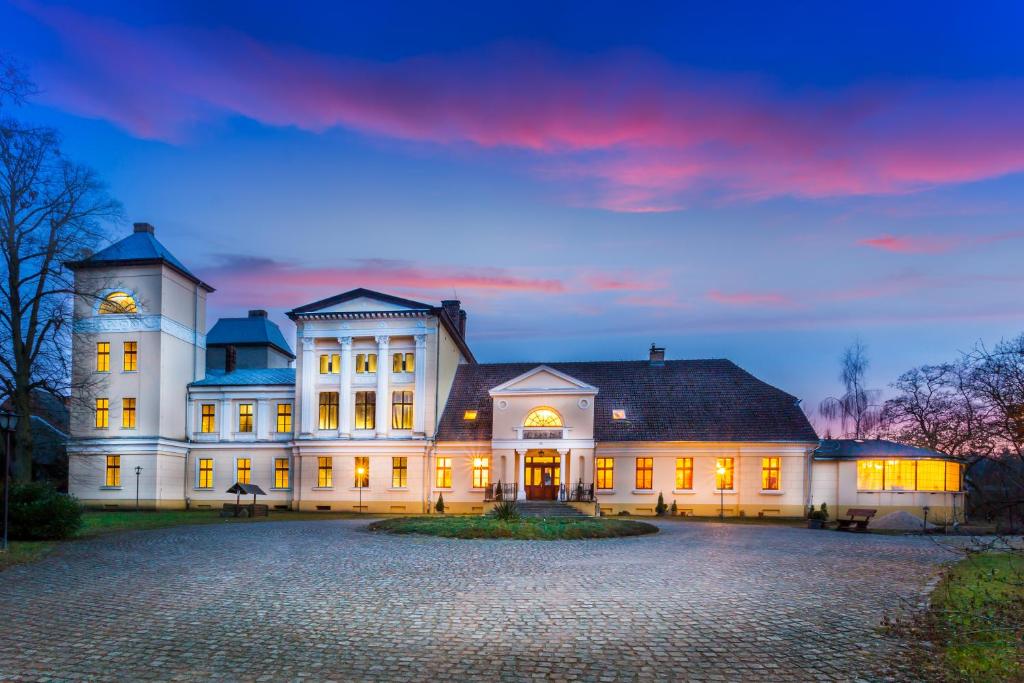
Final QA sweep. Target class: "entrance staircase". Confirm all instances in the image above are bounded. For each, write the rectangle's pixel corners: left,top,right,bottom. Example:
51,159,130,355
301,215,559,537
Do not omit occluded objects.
514,500,590,518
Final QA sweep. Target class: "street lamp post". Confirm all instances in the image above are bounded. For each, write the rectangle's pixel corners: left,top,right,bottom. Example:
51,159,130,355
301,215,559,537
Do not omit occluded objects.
716,465,726,520
0,411,19,553
134,466,143,512
356,466,365,513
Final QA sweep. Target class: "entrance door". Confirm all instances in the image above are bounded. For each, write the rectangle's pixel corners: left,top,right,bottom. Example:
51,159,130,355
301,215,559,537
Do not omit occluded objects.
524,453,560,500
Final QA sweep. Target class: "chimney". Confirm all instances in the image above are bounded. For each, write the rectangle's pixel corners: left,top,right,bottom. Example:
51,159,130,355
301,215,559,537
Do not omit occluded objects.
133,222,155,234
248,309,268,318
649,343,665,366
226,345,237,373
458,309,467,338
441,300,461,331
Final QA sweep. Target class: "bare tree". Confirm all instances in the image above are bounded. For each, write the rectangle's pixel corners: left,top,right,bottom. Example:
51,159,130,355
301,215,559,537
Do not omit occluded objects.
967,334,1024,460
818,339,882,438
0,58,121,480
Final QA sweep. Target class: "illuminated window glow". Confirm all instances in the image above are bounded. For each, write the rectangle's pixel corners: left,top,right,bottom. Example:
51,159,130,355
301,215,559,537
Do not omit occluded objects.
392,352,415,373
611,409,626,420
274,458,289,488
105,455,120,487
392,390,413,429
716,458,735,490
885,459,917,491
355,391,375,430
95,398,109,429
857,460,884,490
319,353,340,374
945,461,962,492
435,457,452,488
472,456,490,488
916,460,946,491
354,456,369,488
463,410,478,420
123,341,137,372
635,457,653,490
197,458,213,489
276,403,292,433
596,457,614,490
96,342,110,372
317,457,333,488
238,403,253,432
392,457,408,488
761,457,781,491
200,404,216,433
524,407,562,427
675,457,693,490
99,291,137,314
319,392,339,430
355,353,377,374
121,397,136,430
237,458,251,484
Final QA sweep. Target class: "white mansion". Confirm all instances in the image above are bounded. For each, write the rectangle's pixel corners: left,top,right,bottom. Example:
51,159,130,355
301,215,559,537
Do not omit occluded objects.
66,224,965,520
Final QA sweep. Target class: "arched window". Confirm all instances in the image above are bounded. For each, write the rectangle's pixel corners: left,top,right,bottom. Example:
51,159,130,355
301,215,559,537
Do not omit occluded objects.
524,407,563,428
99,291,138,315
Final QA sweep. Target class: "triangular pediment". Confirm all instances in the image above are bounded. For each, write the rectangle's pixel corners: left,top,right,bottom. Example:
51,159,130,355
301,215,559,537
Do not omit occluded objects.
289,288,432,316
489,365,599,396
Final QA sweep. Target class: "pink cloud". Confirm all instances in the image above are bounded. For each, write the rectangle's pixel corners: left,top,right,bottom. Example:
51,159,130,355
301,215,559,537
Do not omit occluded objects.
707,290,792,307
858,231,1023,254
17,1,1024,210
581,271,666,291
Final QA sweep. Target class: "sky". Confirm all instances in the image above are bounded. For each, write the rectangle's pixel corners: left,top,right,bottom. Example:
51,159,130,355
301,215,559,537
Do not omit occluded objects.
2,0,1023,425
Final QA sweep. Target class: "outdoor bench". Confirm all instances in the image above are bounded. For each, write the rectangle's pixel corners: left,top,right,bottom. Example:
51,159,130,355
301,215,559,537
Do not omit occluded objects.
835,508,876,532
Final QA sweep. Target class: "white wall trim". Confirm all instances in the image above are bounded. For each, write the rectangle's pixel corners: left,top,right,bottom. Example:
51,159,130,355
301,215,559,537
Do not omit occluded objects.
75,314,206,348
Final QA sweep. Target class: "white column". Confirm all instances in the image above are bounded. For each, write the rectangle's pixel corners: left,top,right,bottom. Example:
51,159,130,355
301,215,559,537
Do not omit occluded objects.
558,448,569,492
517,450,526,500
375,335,390,438
338,336,353,439
413,334,427,435
257,399,270,440
219,398,232,440
300,336,316,435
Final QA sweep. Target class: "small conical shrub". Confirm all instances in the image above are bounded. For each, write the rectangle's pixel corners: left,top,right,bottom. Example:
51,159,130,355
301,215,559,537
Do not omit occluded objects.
670,500,678,516
435,492,445,514
655,492,668,516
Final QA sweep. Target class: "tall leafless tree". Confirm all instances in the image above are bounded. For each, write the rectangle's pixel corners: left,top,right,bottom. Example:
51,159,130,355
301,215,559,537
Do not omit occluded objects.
818,339,882,438
0,57,121,480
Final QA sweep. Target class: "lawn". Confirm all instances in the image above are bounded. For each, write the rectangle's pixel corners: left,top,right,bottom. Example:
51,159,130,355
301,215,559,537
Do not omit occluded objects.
923,551,1024,682
369,515,658,540
1,509,361,571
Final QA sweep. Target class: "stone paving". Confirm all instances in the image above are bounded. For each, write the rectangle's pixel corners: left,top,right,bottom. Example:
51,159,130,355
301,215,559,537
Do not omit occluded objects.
0,519,956,682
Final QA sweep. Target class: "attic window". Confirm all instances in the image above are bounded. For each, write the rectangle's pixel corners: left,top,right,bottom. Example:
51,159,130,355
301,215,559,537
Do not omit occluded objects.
611,409,626,420
463,410,478,421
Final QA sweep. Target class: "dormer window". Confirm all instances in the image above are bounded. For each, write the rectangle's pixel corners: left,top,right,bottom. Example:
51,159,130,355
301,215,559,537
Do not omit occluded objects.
463,410,478,421
612,409,626,420
99,291,137,314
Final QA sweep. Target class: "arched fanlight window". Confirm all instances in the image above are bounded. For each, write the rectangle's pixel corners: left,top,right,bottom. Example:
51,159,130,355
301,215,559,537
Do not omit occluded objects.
524,407,563,428
99,291,138,315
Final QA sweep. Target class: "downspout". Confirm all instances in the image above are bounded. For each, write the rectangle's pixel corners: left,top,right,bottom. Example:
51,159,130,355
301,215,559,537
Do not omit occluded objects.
184,282,200,510
429,320,441,514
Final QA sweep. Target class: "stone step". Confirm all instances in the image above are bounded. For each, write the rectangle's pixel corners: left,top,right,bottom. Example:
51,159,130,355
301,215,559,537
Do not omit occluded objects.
513,501,590,518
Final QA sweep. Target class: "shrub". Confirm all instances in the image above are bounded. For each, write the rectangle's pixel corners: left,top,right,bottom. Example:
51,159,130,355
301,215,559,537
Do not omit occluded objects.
434,492,445,514
670,500,678,516
9,482,82,540
819,502,829,521
617,509,630,516
808,503,830,521
492,499,520,522
655,492,668,516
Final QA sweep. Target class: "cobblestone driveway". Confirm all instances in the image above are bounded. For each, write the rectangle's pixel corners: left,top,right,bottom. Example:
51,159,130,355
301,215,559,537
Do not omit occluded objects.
0,519,953,682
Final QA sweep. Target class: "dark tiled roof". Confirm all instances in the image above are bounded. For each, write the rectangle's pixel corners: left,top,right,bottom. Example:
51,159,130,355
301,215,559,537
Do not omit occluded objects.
207,316,294,358
191,368,296,387
437,360,819,442
814,439,953,461
66,229,213,291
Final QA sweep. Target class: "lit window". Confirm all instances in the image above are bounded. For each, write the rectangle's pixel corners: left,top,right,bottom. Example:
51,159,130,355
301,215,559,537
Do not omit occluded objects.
236,458,251,484
318,392,339,430
463,410,478,420
884,460,916,491
274,458,289,488
355,353,378,373
392,457,408,488
121,398,136,430
857,460,884,490
392,390,413,430
317,457,333,487
95,398,109,429
761,457,781,491
238,403,254,432
319,353,340,374
596,457,614,490
917,460,946,491
635,457,653,490
611,409,626,420
197,458,213,489
123,341,137,372
99,291,137,314
675,457,693,490
435,457,452,489
276,403,292,433
472,457,490,488
524,407,562,427
354,456,369,488
945,461,962,492
105,455,120,487
355,391,375,430
96,342,110,372
200,404,216,433
392,352,415,373
715,458,734,490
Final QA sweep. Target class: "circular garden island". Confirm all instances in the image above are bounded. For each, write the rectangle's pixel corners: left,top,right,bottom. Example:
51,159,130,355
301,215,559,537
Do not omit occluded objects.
368,515,658,540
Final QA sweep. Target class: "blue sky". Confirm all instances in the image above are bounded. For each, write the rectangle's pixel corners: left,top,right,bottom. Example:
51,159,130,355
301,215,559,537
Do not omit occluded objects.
3,0,1023,424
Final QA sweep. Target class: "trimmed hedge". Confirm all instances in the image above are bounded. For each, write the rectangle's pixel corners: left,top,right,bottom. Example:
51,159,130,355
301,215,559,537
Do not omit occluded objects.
9,482,83,540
